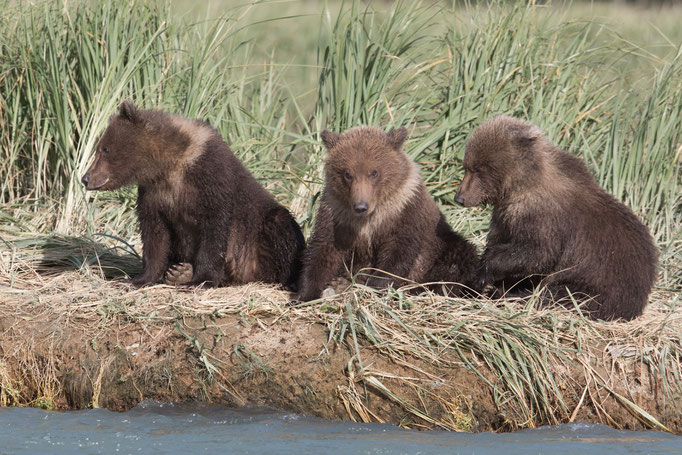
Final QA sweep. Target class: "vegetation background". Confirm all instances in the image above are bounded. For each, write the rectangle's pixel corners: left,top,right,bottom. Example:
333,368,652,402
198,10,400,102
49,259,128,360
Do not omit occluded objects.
0,0,680,431
1,0,679,262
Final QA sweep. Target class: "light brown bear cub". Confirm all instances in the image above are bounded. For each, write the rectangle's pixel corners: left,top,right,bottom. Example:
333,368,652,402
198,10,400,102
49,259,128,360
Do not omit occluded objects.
82,100,304,288
455,115,658,321
295,126,479,301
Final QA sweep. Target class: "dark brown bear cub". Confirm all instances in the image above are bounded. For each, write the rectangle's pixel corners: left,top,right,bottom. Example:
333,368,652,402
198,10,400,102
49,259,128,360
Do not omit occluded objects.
82,100,304,288
295,126,478,301
455,115,658,321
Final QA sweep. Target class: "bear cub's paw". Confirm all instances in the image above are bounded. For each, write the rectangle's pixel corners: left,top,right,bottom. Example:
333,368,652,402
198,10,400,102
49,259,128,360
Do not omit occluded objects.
165,263,194,286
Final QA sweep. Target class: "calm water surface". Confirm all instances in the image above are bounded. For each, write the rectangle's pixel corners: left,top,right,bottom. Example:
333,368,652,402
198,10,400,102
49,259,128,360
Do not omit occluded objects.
0,401,680,454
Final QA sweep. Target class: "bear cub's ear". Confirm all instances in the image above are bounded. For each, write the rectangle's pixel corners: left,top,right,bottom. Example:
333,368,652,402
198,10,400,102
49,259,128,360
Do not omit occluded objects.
511,123,542,149
387,127,408,150
321,130,341,150
119,100,141,123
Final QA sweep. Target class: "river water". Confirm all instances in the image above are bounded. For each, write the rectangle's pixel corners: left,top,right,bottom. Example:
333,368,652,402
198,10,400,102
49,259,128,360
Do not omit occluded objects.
0,401,680,454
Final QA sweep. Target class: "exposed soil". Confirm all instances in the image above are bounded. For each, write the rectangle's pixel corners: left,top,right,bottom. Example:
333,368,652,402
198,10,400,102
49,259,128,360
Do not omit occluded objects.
0,310,485,428
0,303,679,434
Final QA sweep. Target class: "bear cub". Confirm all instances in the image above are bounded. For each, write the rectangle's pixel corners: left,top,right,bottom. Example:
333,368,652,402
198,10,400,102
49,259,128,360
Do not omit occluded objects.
82,100,305,288
296,126,479,301
455,115,658,321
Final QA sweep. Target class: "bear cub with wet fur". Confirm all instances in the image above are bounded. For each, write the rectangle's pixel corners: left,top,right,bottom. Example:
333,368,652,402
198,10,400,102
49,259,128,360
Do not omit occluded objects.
455,115,658,321
295,126,479,301
82,100,304,288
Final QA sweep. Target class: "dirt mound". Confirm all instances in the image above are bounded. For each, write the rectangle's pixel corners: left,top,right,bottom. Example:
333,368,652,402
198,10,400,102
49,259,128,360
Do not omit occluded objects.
0,271,680,434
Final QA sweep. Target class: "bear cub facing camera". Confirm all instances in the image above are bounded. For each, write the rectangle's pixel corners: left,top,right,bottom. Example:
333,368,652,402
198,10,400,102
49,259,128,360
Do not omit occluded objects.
295,126,479,302
82,100,305,288
455,115,658,321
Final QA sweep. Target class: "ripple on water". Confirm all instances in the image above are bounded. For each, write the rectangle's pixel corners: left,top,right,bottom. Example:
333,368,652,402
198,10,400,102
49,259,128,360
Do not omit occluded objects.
0,401,680,455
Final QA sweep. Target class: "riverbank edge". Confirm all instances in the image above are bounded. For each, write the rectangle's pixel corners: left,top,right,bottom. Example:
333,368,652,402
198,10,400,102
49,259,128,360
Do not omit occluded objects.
0,278,679,434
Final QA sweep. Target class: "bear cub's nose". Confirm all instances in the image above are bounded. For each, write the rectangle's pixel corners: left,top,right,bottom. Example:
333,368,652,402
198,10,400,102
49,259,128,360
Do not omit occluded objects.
81,173,90,187
454,193,465,205
353,201,369,214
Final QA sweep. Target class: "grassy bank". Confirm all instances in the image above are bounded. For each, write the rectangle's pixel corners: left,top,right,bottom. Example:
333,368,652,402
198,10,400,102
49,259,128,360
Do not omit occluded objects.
0,267,680,432
0,0,681,432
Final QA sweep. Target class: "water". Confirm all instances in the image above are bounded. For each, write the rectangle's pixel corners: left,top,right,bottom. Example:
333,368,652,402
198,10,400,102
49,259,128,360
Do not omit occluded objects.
0,401,680,455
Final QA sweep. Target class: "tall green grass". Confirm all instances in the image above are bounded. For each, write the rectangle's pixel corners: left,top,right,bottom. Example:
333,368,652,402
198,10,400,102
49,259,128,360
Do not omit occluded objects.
1,0,679,241
1,0,679,278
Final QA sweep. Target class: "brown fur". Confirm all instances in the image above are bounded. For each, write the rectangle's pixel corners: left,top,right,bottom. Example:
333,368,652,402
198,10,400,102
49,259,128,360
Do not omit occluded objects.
455,115,659,321
82,100,305,288
296,126,479,302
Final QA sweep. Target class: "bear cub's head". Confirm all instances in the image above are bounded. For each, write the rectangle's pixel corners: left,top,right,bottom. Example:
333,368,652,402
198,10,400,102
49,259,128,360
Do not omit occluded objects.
82,100,165,191
455,115,544,207
322,126,409,218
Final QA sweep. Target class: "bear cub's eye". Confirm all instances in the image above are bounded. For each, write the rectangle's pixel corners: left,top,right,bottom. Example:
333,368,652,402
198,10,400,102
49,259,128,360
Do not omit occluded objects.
101,147,110,155
343,170,352,181
370,170,379,178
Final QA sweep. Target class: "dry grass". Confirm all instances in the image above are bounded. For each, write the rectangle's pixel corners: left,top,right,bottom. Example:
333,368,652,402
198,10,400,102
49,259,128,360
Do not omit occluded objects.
1,232,680,432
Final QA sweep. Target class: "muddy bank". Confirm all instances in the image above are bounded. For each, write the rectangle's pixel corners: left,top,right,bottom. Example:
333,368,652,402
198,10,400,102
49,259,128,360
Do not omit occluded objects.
0,311,495,430
0,273,680,433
